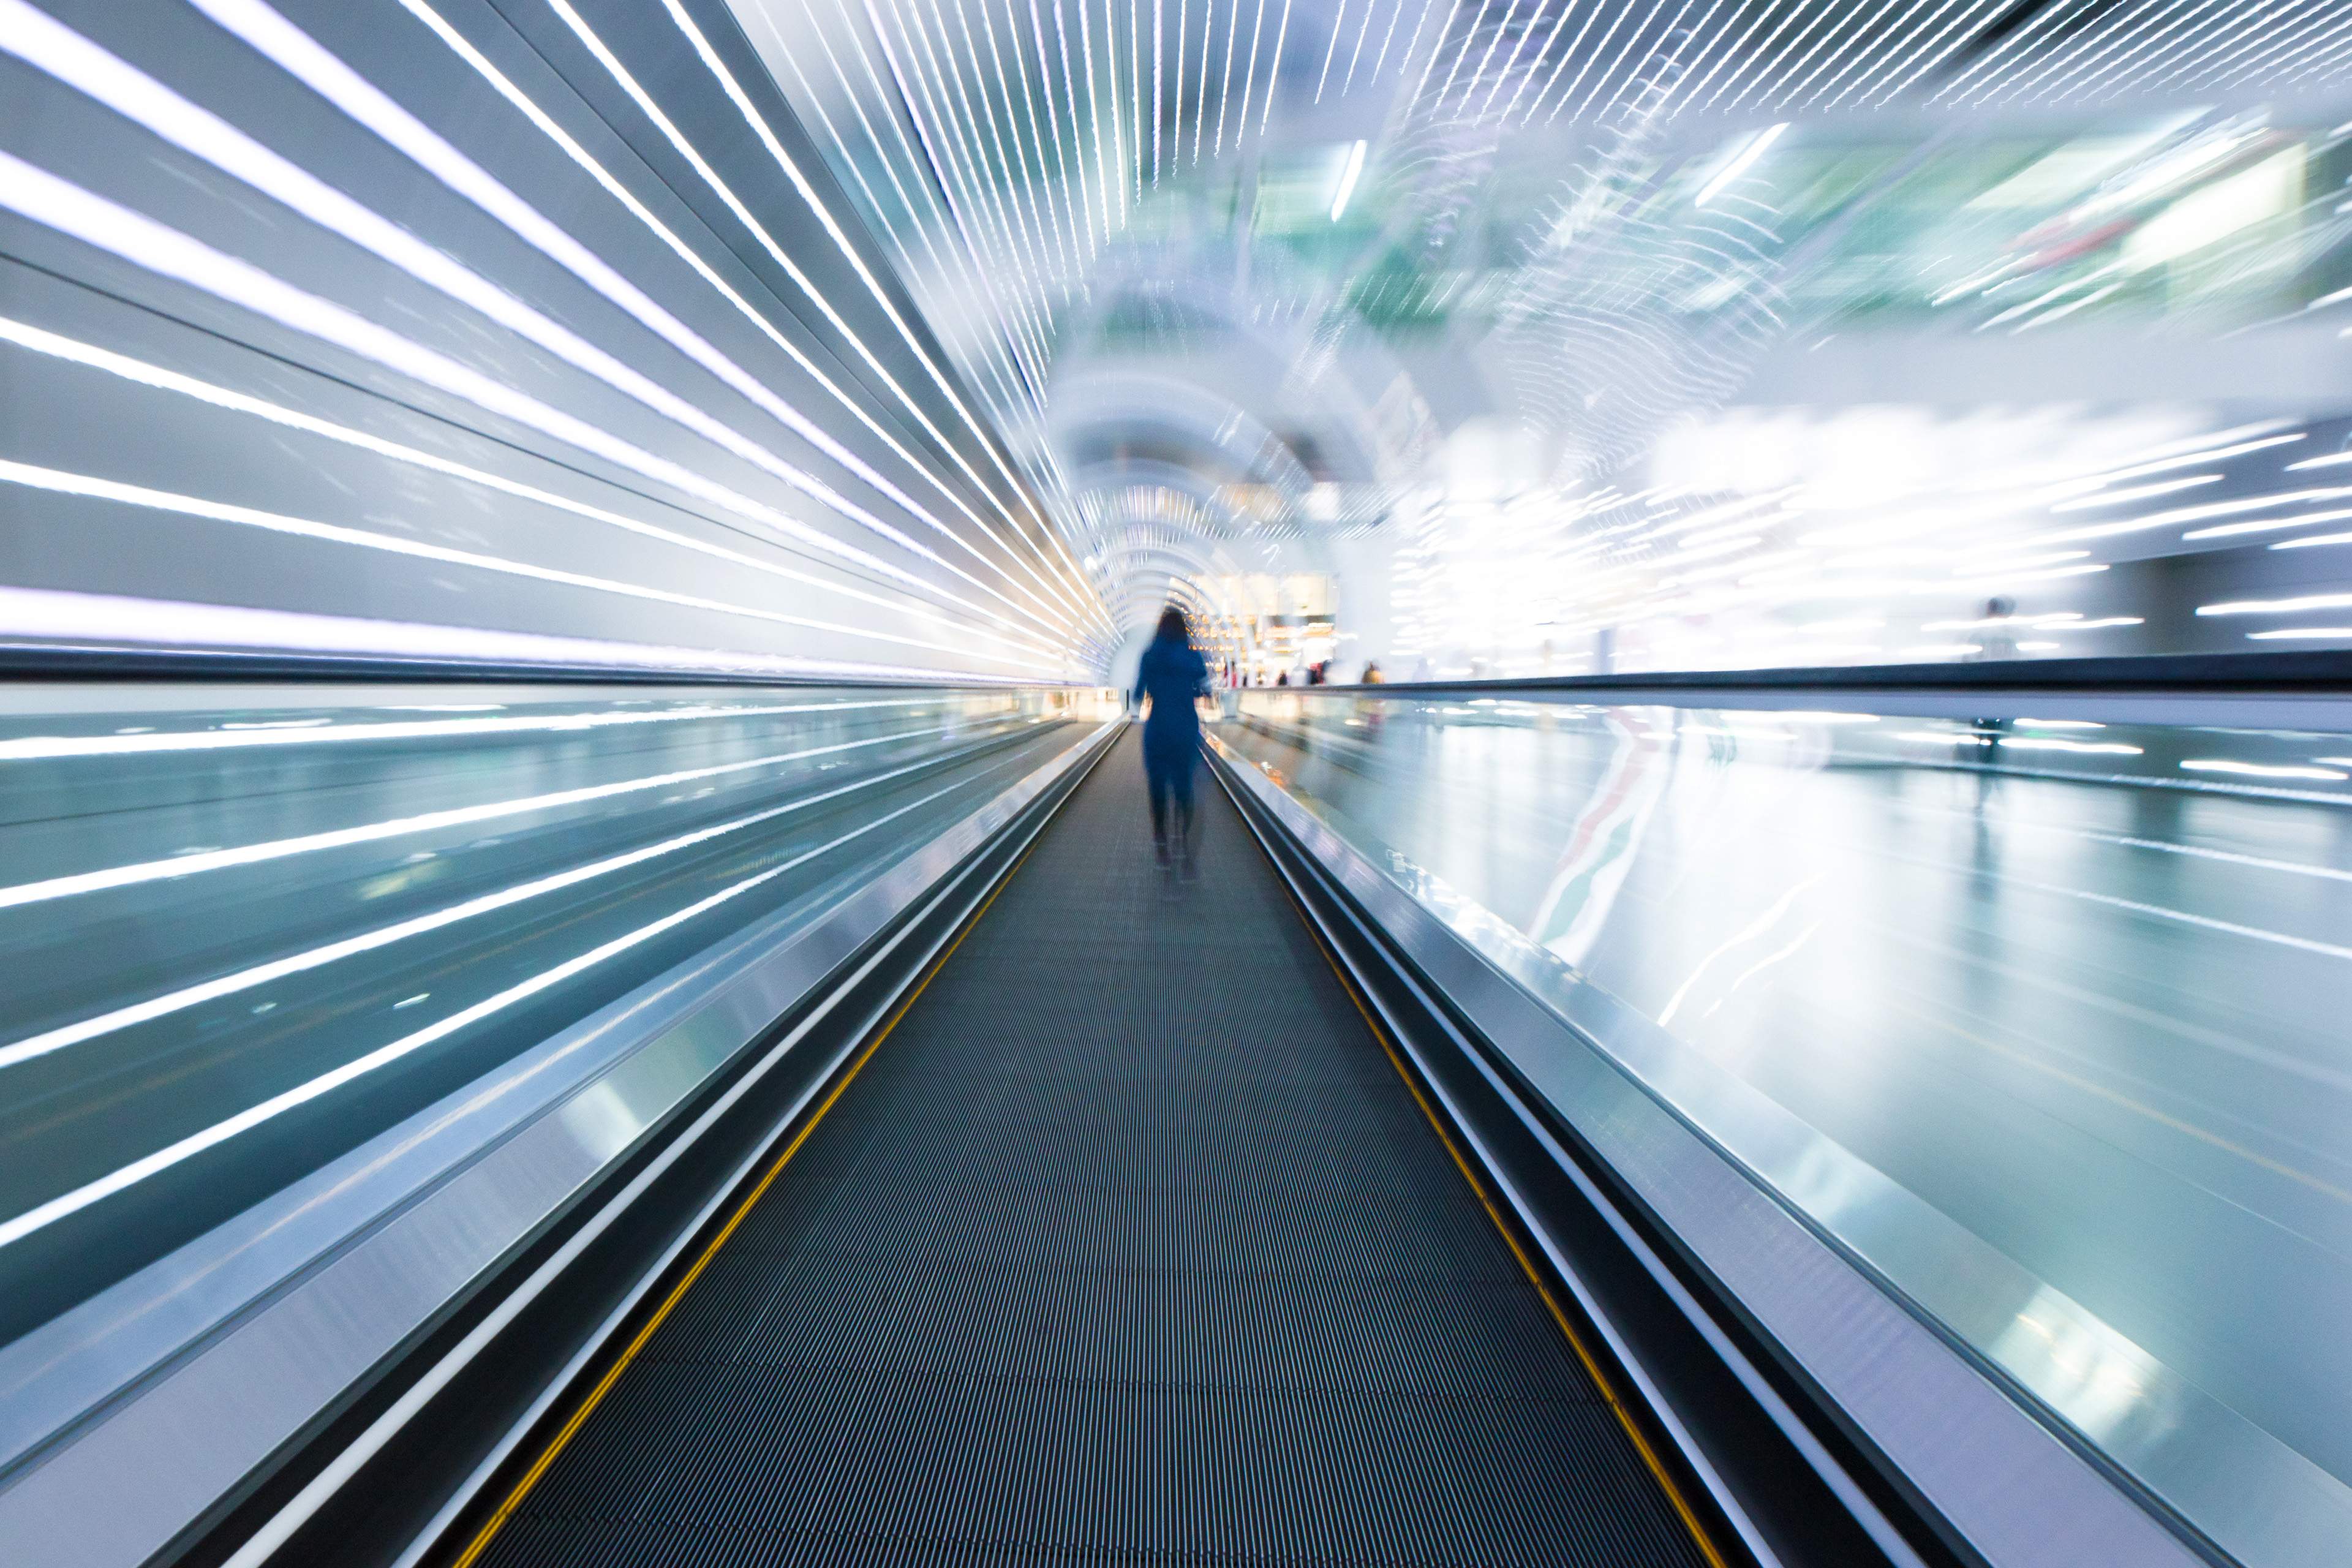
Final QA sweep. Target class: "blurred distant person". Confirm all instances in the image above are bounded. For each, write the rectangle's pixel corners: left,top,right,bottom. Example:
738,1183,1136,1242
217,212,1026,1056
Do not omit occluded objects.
1131,605,1210,873
1972,597,2019,663
1969,596,2018,804
1276,669,1289,687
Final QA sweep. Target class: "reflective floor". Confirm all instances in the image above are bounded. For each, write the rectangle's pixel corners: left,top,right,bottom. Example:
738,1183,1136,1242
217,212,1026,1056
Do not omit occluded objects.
0,684,1098,1340
1219,693,2352,1496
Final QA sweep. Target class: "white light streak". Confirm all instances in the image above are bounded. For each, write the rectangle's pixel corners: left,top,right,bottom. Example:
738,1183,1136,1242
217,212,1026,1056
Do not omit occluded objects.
0,722,950,909
0,457,1050,666
1262,0,1294,132
2198,594,2352,617
2181,760,2348,782
0,693,932,765
1694,123,1787,208
1993,737,2144,756
1330,139,1368,221
0,319,1037,651
2048,475,2221,511
2185,506,2352,542
0,755,1027,1250
0,151,1046,638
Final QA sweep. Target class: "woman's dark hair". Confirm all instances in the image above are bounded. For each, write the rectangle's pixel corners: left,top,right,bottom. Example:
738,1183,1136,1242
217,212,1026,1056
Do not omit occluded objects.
1155,605,1188,643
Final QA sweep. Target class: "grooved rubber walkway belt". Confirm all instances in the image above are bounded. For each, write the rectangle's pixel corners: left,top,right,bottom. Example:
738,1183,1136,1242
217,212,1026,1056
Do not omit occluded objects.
461,730,1719,1567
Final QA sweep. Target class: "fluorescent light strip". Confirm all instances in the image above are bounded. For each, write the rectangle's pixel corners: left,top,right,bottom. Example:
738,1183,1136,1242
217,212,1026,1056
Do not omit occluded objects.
949,0,1074,293
1523,0,1610,119
1703,0,1819,111
2147,0,2296,97
989,0,1081,285
1732,0,1849,113
2198,592,2352,617
1821,0,1956,108
0,739,992,1073
1127,0,1143,203
1545,0,1637,121
0,695,930,764
1498,0,1585,120
2081,432,2304,484
1656,0,1763,115
891,0,1061,386
1476,0,1544,116
1376,0,1430,86
1215,0,1243,153
0,720,948,910
1695,123,1789,206
1343,0,1378,91
853,0,1053,392
268,2,1058,624
0,318,1017,648
1992,737,2145,755
768,1,1053,461
0,586,1034,686
17,7,933,576
1088,0,1127,224
978,0,1077,290
1790,0,1917,108
771,23,1054,458
1330,140,1367,220
2045,486,2352,543
1314,0,1347,100
2185,506,2352,541
2049,474,2222,511
2056,0,2237,103
0,457,1049,666
862,0,1059,394
0,151,1023,628
649,0,1077,544
1873,0,2021,105
388,0,1083,635
0,752,1026,1250
1432,0,1483,108
1170,0,1189,175
1939,0,2090,102
563,0,1106,625
1030,0,1095,263
1261,0,1292,132
1191,0,1212,159
2182,759,2348,783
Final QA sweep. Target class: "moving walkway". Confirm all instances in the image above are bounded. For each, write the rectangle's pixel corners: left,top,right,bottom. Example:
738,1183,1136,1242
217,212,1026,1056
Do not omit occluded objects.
446,729,1719,1568
3,662,2343,1568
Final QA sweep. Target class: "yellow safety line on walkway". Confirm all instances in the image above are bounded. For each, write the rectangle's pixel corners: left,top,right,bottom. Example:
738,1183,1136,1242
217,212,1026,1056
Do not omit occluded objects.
450,834,1048,1568
1267,853,1734,1568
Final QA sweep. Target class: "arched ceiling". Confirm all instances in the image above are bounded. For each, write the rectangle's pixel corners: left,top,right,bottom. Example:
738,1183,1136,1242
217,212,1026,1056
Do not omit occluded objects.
726,0,2352,672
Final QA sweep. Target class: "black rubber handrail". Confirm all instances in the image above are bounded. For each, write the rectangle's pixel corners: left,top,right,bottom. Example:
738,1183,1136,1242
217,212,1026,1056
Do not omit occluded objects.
1305,648,2352,696
6,639,2346,694
0,640,1079,690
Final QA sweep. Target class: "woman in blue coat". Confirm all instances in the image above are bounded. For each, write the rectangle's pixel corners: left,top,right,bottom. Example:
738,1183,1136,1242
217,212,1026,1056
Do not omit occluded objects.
1131,605,1211,870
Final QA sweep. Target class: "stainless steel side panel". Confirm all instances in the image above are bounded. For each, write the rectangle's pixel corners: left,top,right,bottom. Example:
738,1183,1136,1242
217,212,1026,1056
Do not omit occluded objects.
0,723,1113,1568
1208,734,2350,1568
